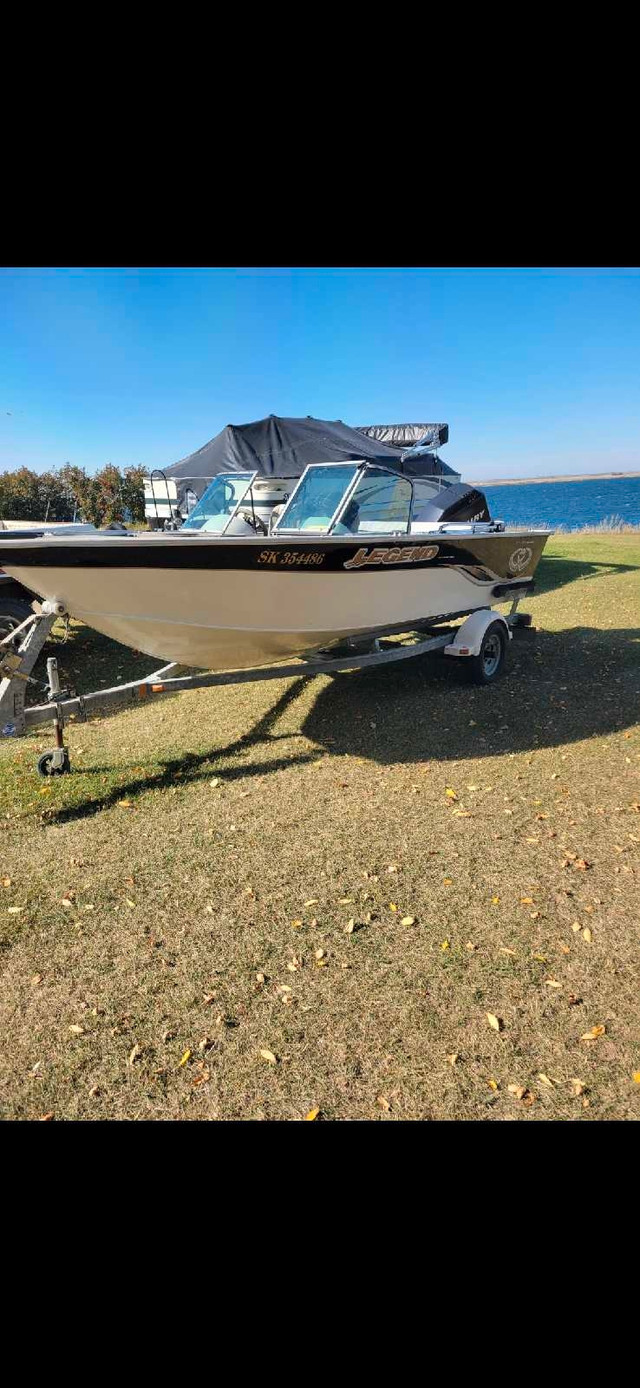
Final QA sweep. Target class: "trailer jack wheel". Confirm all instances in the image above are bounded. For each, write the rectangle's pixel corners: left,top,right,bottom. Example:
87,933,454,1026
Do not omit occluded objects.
37,748,71,777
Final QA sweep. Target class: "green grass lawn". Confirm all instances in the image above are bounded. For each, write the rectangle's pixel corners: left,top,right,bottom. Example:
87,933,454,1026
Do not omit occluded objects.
1,534,639,1121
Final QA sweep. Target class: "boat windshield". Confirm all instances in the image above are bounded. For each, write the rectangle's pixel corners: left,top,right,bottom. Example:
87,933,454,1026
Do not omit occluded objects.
275,462,414,536
181,472,257,533
334,467,412,535
274,465,358,532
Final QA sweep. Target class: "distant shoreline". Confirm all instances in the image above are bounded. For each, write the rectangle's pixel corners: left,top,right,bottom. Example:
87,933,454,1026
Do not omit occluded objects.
471,471,640,487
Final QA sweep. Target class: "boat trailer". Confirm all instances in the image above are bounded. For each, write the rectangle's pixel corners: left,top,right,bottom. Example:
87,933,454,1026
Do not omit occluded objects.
0,598,533,776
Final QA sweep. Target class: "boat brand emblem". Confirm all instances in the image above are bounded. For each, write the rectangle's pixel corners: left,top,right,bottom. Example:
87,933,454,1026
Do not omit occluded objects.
344,544,440,570
508,546,533,574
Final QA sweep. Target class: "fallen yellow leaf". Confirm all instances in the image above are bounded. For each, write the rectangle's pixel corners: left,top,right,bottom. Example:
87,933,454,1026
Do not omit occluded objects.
389,902,398,911
491,895,501,905
582,927,592,943
487,1078,499,1091
537,1073,554,1088
401,915,415,926
178,1048,191,1066
304,1107,320,1121
580,1026,605,1041
376,1095,391,1111
487,1013,502,1032
520,897,535,905
447,1053,459,1066
632,1072,640,1084
441,939,450,950
344,919,355,934
443,878,453,887
69,1024,85,1036
445,788,458,800
259,1049,277,1065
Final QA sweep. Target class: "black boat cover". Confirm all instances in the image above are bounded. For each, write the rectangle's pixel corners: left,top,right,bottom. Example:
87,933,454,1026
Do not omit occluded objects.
161,416,457,508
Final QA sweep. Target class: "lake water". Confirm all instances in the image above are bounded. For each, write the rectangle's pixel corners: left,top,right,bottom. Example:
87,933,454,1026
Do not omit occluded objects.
480,475,640,530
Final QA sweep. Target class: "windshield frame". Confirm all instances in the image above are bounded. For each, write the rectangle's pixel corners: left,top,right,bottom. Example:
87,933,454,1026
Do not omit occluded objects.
181,471,258,534
331,463,415,536
272,462,363,535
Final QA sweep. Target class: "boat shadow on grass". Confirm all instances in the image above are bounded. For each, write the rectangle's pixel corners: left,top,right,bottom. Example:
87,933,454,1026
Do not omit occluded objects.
45,622,639,825
302,622,640,765
534,551,638,594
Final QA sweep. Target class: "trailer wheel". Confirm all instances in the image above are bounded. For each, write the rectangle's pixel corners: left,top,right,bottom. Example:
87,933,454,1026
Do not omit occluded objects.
467,621,507,684
0,598,32,642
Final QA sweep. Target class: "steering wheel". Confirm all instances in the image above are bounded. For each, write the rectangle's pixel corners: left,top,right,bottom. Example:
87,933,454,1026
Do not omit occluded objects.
241,510,268,535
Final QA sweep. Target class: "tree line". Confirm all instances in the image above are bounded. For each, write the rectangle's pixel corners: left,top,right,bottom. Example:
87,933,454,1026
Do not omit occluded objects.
0,464,147,527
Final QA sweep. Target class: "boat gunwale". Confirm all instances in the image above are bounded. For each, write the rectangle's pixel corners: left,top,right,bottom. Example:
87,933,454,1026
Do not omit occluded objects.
0,526,554,553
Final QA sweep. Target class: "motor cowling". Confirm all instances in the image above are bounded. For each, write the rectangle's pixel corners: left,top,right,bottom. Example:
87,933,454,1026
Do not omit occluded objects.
414,484,491,524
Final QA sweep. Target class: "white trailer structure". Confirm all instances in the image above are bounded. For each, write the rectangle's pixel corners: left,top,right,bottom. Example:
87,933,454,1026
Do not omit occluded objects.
1,599,533,777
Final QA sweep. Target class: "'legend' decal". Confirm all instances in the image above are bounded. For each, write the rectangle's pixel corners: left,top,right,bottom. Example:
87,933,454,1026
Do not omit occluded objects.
344,544,440,570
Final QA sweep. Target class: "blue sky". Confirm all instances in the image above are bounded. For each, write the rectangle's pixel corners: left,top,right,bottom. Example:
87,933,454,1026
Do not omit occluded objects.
1,266,638,481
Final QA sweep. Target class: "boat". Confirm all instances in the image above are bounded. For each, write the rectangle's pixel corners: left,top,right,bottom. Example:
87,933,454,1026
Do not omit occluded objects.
0,520,101,638
0,418,551,672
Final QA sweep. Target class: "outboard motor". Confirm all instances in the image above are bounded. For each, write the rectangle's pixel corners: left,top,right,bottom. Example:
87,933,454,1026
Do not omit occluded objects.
414,484,491,525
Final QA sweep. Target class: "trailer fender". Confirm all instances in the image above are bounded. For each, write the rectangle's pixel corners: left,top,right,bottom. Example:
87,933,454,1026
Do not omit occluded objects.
444,609,511,658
